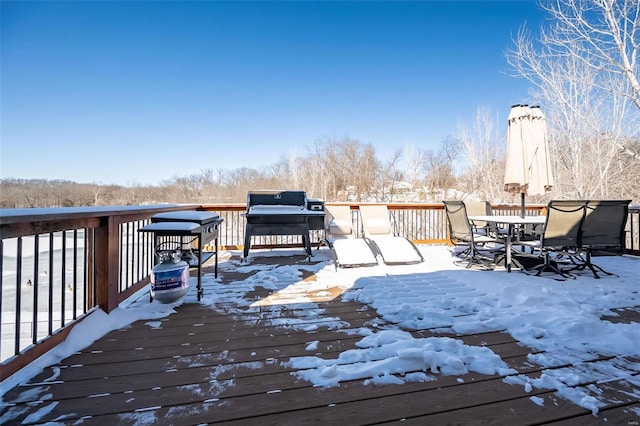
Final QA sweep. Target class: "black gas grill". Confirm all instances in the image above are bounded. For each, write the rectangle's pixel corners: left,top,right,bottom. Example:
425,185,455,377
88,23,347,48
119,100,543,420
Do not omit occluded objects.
243,190,325,258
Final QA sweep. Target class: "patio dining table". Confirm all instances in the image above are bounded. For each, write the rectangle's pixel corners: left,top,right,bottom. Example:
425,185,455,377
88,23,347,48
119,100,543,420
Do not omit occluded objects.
468,215,546,272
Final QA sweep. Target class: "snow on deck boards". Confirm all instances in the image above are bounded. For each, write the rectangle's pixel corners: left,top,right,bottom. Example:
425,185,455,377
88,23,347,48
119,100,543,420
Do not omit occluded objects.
1,251,639,425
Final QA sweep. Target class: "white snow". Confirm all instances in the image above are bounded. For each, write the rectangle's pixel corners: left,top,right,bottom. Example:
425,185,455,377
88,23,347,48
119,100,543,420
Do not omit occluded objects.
368,235,424,264
2,245,639,422
138,221,201,232
530,395,544,406
330,238,378,266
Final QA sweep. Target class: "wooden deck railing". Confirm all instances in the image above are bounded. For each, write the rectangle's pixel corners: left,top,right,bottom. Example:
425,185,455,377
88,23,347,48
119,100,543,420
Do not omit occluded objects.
1,202,639,381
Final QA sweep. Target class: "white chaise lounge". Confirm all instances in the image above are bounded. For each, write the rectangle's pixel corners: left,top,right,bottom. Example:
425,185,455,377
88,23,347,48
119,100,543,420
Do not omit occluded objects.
324,204,378,268
359,204,424,265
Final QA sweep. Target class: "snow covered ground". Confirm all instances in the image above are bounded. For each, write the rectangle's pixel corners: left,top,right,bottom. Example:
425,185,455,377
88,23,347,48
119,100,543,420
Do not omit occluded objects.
2,245,639,421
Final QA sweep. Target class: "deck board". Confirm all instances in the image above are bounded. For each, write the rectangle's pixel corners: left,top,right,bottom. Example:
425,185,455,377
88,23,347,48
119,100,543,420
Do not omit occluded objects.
2,254,639,425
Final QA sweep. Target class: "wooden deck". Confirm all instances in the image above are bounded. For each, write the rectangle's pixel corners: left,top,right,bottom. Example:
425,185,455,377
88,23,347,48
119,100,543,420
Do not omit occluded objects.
2,253,639,425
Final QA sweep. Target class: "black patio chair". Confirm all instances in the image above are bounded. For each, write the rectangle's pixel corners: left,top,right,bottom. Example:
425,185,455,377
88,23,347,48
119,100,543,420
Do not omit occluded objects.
464,201,492,235
443,200,503,269
519,200,586,279
570,199,631,278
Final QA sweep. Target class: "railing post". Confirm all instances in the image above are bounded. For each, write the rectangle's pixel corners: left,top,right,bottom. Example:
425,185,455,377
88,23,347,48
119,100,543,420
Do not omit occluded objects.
95,216,119,313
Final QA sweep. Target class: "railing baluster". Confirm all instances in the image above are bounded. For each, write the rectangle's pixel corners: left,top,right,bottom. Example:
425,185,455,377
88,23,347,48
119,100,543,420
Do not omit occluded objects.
73,229,78,320
124,222,130,291
137,221,142,282
61,230,66,328
32,236,38,345
48,232,54,336
85,228,91,312
15,237,22,356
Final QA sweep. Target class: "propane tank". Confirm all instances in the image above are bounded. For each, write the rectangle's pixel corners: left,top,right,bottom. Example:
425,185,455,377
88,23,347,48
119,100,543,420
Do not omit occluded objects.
150,250,190,303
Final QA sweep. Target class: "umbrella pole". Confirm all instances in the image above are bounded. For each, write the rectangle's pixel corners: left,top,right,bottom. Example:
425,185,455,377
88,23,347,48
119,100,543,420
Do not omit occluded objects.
520,193,526,218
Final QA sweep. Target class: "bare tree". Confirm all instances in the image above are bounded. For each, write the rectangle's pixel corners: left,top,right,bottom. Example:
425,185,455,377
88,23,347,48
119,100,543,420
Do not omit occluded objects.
509,0,639,111
401,144,427,188
21,179,50,208
424,137,460,195
456,107,505,202
538,0,640,110
0,179,21,208
507,0,640,199
223,167,266,201
87,184,104,206
312,137,380,202
270,152,301,192
298,155,327,200
123,181,144,206
376,148,404,202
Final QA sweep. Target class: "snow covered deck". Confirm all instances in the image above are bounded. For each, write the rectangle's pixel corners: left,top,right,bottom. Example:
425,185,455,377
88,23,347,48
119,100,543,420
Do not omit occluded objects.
2,246,639,424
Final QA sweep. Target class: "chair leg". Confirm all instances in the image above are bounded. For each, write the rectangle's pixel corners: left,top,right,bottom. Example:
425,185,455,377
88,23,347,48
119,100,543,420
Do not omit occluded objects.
454,243,495,270
525,252,575,280
570,251,615,279
555,252,584,266
458,247,471,258
454,244,475,268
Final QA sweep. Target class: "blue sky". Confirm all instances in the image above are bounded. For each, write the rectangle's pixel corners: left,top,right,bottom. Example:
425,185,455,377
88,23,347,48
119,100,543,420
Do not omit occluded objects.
1,1,545,186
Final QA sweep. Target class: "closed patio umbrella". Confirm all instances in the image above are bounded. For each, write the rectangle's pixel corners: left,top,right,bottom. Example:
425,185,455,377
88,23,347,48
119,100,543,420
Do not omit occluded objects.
504,105,554,217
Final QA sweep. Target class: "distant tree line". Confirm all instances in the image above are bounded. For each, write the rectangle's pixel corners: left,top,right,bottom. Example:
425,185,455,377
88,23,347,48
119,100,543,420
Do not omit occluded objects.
0,136,463,208
2,129,638,209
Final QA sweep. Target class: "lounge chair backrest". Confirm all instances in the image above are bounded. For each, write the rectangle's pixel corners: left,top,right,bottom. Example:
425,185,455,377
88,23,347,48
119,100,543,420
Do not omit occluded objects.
582,200,631,250
541,200,586,249
464,201,491,227
443,200,473,242
325,205,354,237
359,205,392,236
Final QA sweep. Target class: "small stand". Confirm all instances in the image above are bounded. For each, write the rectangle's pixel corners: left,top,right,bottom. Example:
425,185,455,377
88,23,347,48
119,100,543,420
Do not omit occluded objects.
139,211,224,301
